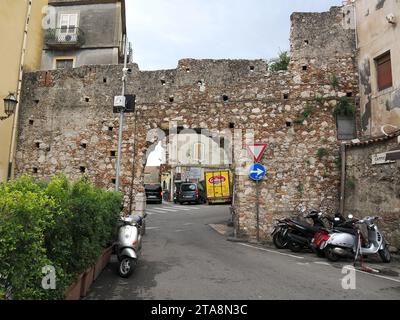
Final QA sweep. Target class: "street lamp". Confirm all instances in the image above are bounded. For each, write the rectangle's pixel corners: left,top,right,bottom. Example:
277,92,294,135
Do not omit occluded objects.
1,93,18,120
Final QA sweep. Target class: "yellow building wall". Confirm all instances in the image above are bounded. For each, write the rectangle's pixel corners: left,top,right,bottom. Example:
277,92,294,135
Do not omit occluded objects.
0,0,48,181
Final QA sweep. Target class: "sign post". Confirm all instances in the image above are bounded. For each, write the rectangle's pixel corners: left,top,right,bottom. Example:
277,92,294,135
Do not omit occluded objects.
248,162,267,243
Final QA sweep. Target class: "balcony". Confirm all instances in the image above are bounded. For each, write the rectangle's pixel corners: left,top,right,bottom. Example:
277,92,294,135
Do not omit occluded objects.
45,28,85,49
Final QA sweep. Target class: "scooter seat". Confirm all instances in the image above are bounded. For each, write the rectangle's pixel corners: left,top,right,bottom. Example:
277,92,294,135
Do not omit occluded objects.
334,227,356,235
292,220,320,233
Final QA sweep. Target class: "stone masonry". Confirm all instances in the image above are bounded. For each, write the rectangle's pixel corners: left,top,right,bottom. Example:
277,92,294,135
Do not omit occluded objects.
15,6,359,240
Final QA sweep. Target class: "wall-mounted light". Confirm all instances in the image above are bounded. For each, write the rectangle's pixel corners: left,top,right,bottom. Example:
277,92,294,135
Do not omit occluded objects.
1,93,18,121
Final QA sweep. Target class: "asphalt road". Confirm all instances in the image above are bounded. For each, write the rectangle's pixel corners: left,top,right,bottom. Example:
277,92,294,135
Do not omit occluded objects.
87,202,400,300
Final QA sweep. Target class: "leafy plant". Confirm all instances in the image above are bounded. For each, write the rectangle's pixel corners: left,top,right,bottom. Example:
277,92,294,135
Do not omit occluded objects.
335,157,342,170
294,103,314,124
314,94,325,105
297,183,304,194
0,174,122,300
269,51,290,72
346,177,356,190
317,148,328,160
330,75,340,88
333,97,355,117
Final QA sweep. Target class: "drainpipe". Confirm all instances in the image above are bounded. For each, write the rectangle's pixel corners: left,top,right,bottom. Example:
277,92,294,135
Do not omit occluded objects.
339,143,346,215
7,0,32,180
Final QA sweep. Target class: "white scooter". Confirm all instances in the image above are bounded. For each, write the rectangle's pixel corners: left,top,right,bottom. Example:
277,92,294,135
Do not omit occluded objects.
116,215,145,278
321,215,391,263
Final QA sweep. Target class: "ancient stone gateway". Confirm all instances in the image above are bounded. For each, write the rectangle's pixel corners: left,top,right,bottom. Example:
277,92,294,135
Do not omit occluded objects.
15,6,359,240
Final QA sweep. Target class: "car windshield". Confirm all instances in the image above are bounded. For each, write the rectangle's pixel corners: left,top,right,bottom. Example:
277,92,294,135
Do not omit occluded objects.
181,184,196,191
145,184,162,191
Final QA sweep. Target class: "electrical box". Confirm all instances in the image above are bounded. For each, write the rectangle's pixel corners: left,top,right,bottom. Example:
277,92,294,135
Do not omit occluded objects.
113,95,126,108
113,94,136,113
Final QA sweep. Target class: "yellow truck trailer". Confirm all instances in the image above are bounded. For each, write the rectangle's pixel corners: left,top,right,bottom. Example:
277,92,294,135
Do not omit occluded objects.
204,170,232,204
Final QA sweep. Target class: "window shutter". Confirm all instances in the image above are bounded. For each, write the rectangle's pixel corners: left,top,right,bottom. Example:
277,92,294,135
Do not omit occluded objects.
376,52,393,91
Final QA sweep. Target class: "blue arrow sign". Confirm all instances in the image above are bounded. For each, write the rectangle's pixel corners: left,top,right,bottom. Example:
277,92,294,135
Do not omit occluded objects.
248,163,266,181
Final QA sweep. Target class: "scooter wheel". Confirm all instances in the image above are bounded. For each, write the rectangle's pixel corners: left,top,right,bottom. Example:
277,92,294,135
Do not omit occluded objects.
118,257,136,278
378,244,391,263
324,246,341,262
288,241,303,253
273,231,288,249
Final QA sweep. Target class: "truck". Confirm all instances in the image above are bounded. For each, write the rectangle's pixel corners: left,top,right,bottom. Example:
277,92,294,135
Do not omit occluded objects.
204,170,232,204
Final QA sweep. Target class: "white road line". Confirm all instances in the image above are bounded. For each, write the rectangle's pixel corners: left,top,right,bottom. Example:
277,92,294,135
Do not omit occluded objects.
314,261,331,266
153,208,178,212
239,243,304,259
353,268,400,284
175,229,185,232
146,227,160,230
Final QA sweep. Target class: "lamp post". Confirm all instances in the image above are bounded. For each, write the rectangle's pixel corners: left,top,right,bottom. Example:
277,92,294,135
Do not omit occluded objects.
1,93,17,121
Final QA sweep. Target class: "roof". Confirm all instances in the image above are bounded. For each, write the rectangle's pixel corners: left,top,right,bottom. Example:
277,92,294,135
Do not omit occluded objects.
346,129,400,147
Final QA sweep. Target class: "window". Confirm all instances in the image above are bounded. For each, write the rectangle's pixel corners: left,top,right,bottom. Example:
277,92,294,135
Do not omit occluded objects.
59,13,78,33
55,58,74,69
375,51,393,91
58,13,78,42
193,143,205,162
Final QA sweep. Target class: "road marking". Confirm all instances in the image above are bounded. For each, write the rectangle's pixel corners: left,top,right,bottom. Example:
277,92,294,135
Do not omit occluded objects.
314,261,331,266
146,227,160,230
239,243,304,259
153,208,178,212
353,268,400,284
297,262,310,266
183,223,194,226
175,229,185,232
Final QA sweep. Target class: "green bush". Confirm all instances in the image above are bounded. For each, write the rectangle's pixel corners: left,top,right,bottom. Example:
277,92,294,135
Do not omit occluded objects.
333,97,355,117
0,174,122,300
269,51,290,72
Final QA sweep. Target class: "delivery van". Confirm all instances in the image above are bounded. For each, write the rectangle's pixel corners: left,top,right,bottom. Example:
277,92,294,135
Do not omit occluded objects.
204,170,232,204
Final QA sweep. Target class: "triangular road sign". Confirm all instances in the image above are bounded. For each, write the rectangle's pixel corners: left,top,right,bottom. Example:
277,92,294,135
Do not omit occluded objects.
247,144,268,163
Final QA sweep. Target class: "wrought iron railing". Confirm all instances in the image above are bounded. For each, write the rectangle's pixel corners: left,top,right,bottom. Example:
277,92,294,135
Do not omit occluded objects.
45,28,85,48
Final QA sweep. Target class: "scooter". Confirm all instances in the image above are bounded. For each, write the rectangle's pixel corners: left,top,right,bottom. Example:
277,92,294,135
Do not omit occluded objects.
271,208,326,250
320,215,391,263
116,215,144,278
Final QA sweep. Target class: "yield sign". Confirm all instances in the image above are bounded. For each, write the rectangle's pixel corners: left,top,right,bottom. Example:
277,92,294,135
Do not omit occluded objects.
247,144,268,163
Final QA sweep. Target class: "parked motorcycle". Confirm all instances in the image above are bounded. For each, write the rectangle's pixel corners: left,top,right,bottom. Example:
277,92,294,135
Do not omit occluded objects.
271,208,326,251
284,210,329,255
116,215,144,278
320,215,391,263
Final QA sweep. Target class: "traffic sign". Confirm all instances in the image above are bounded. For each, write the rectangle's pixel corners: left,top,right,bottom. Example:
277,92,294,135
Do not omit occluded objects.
248,163,266,181
247,144,268,163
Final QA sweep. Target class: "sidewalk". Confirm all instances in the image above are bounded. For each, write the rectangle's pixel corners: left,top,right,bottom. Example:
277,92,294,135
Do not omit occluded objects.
209,223,400,278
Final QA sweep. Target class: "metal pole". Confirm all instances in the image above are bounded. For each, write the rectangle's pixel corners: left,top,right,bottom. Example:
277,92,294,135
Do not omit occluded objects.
115,35,128,192
339,143,346,215
256,179,260,242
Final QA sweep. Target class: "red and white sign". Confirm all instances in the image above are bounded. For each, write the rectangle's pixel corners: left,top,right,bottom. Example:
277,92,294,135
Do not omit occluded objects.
208,175,226,185
247,144,268,163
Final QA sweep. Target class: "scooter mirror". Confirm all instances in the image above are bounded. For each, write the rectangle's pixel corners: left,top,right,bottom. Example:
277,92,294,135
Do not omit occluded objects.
348,214,353,219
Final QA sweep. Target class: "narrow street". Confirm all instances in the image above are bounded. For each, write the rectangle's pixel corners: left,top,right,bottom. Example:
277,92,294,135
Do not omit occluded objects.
87,203,400,300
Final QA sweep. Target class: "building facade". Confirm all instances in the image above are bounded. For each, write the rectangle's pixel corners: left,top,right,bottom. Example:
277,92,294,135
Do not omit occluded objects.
355,0,400,137
41,0,126,70
0,0,48,182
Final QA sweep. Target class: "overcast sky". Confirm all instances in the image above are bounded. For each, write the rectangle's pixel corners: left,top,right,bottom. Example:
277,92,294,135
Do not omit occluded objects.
126,0,342,71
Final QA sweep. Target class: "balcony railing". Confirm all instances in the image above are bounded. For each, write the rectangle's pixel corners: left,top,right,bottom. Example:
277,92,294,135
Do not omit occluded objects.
45,28,85,49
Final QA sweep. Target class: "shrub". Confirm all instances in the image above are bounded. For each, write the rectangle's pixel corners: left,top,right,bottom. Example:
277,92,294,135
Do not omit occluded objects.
269,51,290,72
294,103,314,124
0,174,122,300
333,97,355,117
317,148,329,160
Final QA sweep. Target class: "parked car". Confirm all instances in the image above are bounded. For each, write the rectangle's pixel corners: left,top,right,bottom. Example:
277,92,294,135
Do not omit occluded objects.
144,184,162,204
178,182,206,204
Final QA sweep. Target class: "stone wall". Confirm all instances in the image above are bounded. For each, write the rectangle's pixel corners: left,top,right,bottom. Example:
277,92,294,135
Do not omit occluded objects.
345,135,400,250
15,6,359,240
